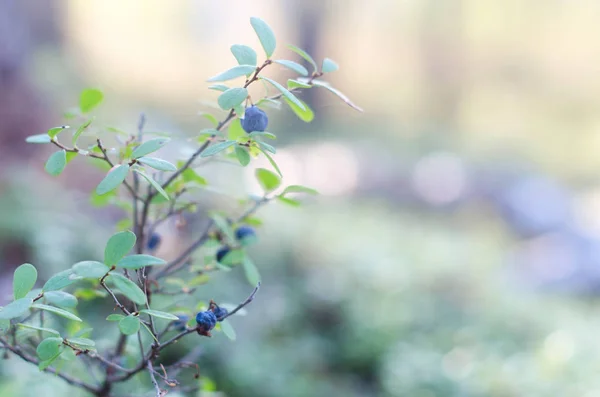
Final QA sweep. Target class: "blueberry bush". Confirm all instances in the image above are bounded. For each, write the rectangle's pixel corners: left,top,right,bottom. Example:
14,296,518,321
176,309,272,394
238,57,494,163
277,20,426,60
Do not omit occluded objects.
2,17,360,396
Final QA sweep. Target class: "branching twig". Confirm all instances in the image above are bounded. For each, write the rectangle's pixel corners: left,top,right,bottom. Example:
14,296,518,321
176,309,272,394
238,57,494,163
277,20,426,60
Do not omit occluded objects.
147,361,163,397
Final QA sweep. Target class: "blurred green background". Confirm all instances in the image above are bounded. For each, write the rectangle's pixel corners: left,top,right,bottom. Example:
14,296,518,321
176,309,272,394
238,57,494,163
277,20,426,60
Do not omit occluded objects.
3,1,600,396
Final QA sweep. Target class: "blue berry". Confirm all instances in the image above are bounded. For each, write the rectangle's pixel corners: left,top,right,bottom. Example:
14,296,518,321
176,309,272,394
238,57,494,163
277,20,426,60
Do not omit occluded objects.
212,306,228,321
240,106,268,133
195,311,217,331
235,226,256,240
216,246,230,263
147,233,161,251
172,314,189,331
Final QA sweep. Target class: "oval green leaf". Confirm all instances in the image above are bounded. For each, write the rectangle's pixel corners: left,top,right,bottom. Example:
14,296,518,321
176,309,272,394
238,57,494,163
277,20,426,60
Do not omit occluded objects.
259,76,305,110
105,231,136,266
80,88,104,113
284,97,314,122
207,65,256,82
250,17,276,58
287,44,318,72
32,303,82,322
108,274,146,305
72,118,93,145
136,157,177,172
218,88,249,110
17,323,60,336
116,255,166,270
72,261,110,279
37,337,63,360
96,164,130,195
67,337,95,347
200,140,237,158
322,58,339,73
258,148,282,177
0,298,33,320
231,44,257,67
134,169,169,200
44,291,78,309
255,168,281,192
107,314,125,321
243,256,261,286
13,263,37,300
131,138,170,159
48,125,70,139
282,185,318,196
235,146,251,166
287,79,312,89
43,269,80,292
119,315,140,335
139,309,179,320
274,60,308,76
26,134,52,143
45,150,67,176
208,84,229,92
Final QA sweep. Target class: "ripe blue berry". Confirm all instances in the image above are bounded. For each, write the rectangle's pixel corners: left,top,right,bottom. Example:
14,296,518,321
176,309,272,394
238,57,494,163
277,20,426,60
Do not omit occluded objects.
212,306,228,321
235,226,256,240
147,233,161,251
173,314,189,331
195,311,217,331
216,246,230,263
241,106,268,133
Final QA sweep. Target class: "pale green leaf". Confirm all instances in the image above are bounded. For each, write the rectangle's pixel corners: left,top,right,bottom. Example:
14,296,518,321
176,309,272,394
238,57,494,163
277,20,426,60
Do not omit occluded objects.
118,315,140,335
284,97,314,122
67,337,95,347
37,337,63,360
104,231,136,265
208,84,229,92
287,79,312,89
17,323,60,336
300,79,363,111
218,87,248,110
200,140,236,157
282,185,318,196
43,269,80,292
220,319,236,341
260,76,305,110
116,255,166,270
0,298,32,319
108,274,146,305
136,157,177,172
106,314,125,321
259,148,282,177
207,65,256,82
255,168,281,192
13,263,37,300
131,138,170,159
32,303,82,322
139,309,179,320
243,257,261,286
72,118,93,145
72,261,110,279
134,169,169,200
231,44,257,67
250,17,276,58
96,164,130,195
48,126,70,139
80,88,104,113
274,60,308,76
235,146,251,166
26,134,52,143
287,44,318,72
45,150,67,176
321,58,339,73
44,291,78,309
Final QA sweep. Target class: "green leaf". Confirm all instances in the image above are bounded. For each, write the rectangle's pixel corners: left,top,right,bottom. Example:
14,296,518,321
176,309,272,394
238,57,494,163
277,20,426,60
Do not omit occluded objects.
200,112,219,126
45,150,67,176
37,337,63,360
13,263,37,300
301,79,363,112
208,84,229,92
72,261,110,279
231,44,257,67
43,269,80,292
67,337,95,348
207,65,256,82
59,348,77,361
119,315,140,335
0,319,10,334
287,79,312,89
235,146,251,166
218,88,249,110
259,148,282,177
25,134,52,143
131,138,170,159
72,118,93,145
181,167,207,186
250,17,276,58
282,185,318,196
32,303,82,322
116,255,166,270
255,168,281,192
44,291,78,309
105,231,136,265
274,60,308,76
108,274,146,305
256,141,276,154
277,196,301,207
80,88,104,113
200,140,237,157
248,131,276,139
260,76,305,110
220,319,236,341
96,164,130,195
48,125,70,139
106,314,125,322
139,309,179,320
136,157,177,172
228,119,245,140
221,249,245,266
65,151,78,164
134,169,170,200
287,44,318,72
17,323,60,336
243,257,261,286
39,350,63,370
284,97,314,122
0,298,32,320
321,58,339,73
211,213,235,243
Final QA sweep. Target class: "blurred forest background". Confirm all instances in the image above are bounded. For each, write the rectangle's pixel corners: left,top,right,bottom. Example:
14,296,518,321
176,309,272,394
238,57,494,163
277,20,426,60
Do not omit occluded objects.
3,0,600,396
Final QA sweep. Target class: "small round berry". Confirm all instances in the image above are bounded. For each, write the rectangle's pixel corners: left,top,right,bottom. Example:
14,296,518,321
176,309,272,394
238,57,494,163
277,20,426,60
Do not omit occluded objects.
172,314,189,331
235,226,256,240
215,246,230,263
212,306,229,321
241,106,269,133
146,233,161,251
195,311,217,331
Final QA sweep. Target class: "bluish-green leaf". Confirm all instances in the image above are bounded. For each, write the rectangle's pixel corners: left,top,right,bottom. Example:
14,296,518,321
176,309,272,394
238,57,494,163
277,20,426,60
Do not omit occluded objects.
96,164,130,195
80,88,104,113
256,141,276,155
287,44,318,72
72,261,110,279
282,185,318,196
43,269,80,292
131,138,170,159
300,79,363,112
17,323,60,336
260,77,305,110
13,263,37,300
136,157,177,172
45,150,67,176
207,65,256,82
321,58,339,73
274,60,308,76
231,44,257,67
108,274,146,305
218,88,249,110
243,257,261,286
0,298,32,320
118,315,140,335
134,169,169,200
139,309,179,320
235,146,251,166
221,249,245,266
37,337,63,360
48,126,70,139
105,231,136,266
32,303,82,322
25,134,52,143
208,84,229,92
259,148,282,177
287,79,312,89
39,350,63,370
200,140,237,158
220,319,236,341
255,168,281,192
106,314,125,322
44,291,78,309
116,255,166,270
250,17,276,58
67,337,95,348
72,118,93,145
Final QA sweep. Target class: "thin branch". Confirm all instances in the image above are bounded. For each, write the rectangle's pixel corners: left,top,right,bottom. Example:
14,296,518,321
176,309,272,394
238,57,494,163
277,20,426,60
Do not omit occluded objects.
100,275,131,315
221,282,261,320
147,361,163,397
